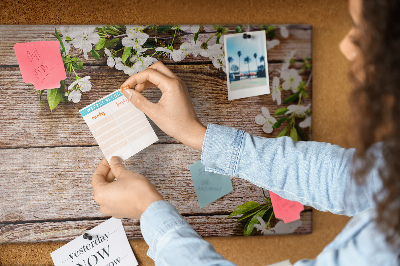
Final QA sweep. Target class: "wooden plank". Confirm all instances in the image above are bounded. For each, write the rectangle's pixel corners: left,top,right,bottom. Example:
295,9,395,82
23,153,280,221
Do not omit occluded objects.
0,25,311,66
0,145,314,222
0,63,311,148
0,210,311,243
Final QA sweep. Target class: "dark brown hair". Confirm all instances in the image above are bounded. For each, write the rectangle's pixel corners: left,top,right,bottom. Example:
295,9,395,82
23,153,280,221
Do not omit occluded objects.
350,0,400,253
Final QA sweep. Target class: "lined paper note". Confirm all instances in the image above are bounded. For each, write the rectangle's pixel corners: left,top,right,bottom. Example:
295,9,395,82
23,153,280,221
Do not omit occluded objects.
80,90,158,162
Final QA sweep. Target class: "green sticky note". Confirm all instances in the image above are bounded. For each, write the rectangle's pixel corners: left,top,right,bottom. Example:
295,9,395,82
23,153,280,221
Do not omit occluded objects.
189,161,233,208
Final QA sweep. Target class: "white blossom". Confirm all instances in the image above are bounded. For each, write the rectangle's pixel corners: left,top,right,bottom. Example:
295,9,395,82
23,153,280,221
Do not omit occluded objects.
280,26,289,38
266,39,280,50
271,76,281,105
64,26,100,60
200,43,225,71
180,25,200,33
68,89,81,103
122,25,149,52
255,107,277,134
254,217,302,235
104,48,115,68
281,50,296,72
286,104,311,117
281,69,302,93
299,115,312,128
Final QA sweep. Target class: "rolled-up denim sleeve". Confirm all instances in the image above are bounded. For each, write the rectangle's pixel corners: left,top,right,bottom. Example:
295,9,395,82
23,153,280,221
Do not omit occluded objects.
201,124,383,216
140,200,236,265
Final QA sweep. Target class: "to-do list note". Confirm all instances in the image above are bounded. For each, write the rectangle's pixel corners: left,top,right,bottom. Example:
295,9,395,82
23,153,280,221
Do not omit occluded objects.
80,90,158,162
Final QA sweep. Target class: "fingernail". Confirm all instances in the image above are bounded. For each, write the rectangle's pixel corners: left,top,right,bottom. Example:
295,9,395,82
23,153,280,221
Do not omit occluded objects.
120,85,130,92
110,156,122,165
123,89,133,100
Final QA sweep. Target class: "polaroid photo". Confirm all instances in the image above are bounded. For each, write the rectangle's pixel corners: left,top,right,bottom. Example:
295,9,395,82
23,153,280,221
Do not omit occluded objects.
224,30,270,100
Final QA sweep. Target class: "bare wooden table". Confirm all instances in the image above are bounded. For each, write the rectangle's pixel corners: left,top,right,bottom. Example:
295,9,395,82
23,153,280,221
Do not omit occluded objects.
0,25,312,243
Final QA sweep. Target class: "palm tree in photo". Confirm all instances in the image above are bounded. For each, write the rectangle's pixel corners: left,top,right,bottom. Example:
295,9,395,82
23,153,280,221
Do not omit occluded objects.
259,55,265,66
253,53,258,73
244,56,251,78
228,56,233,72
237,51,242,77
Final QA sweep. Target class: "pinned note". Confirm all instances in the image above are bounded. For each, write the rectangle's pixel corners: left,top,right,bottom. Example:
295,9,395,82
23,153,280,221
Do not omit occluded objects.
14,41,66,90
269,191,304,223
51,218,138,266
189,161,233,208
80,90,158,162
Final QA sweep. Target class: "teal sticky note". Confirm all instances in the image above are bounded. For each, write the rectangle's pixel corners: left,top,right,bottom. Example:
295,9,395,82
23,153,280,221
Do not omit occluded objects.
189,161,233,208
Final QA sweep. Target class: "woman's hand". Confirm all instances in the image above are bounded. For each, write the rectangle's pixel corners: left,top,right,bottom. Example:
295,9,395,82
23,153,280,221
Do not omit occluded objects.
120,61,206,151
91,156,163,220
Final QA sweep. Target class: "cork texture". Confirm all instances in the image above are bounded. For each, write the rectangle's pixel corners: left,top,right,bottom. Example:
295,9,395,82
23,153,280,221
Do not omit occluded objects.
0,0,352,265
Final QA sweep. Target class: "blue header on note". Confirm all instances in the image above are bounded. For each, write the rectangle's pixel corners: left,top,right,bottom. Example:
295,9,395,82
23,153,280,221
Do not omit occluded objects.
80,90,123,117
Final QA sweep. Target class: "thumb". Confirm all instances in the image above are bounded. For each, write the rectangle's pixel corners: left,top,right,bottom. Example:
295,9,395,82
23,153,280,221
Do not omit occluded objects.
122,88,155,115
109,156,128,178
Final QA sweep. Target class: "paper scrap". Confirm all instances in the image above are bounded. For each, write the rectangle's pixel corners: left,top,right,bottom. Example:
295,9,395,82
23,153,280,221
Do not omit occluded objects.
80,90,158,162
189,161,233,208
51,218,138,266
269,191,304,223
14,41,66,90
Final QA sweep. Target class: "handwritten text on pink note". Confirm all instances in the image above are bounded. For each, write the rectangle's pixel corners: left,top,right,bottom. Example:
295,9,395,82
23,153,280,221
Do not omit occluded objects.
270,191,304,223
14,41,66,90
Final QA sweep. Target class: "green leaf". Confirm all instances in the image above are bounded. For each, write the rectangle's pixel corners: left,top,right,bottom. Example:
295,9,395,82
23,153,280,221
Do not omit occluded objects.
55,28,66,55
272,117,288,128
290,127,298,141
194,31,200,44
235,26,242,33
244,209,267,236
122,47,132,63
277,127,288,138
283,91,300,104
302,90,309,99
228,201,260,217
47,87,64,111
237,206,264,221
157,25,173,33
104,38,120,49
38,90,43,105
295,125,307,141
90,49,101,61
95,37,106,50
275,107,288,116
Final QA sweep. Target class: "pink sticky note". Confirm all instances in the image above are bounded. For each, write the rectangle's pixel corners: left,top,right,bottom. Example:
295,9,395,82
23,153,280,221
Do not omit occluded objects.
14,41,66,90
270,191,304,223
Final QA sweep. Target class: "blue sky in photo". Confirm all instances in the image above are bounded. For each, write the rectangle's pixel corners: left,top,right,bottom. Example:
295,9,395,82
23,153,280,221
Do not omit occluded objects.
226,33,266,73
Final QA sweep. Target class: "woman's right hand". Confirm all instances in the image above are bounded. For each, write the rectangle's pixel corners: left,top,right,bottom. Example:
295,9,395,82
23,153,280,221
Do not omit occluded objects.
120,61,206,151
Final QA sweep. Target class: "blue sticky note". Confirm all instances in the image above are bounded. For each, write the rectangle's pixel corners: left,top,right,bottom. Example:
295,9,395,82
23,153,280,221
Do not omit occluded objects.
189,161,233,208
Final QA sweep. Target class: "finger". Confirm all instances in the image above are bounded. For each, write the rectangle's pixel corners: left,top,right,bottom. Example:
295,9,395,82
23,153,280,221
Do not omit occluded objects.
121,88,158,116
135,81,157,92
147,61,178,79
120,68,172,93
105,169,116,183
109,156,129,179
92,159,110,189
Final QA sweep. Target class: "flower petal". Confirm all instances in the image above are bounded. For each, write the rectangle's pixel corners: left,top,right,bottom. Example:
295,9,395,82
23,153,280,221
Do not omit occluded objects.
261,107,270,118
280,26,289,38
255,114,267,125
263,123,274,134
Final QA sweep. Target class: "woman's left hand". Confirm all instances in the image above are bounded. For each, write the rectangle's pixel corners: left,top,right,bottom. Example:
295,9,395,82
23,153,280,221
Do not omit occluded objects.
91,156,163,219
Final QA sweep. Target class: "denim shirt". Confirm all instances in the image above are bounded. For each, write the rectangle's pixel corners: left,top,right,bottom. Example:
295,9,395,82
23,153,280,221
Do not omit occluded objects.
140,124,399,265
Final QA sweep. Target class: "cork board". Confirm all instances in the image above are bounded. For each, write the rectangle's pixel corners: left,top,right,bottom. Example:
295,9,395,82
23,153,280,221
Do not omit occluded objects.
0,0,352,265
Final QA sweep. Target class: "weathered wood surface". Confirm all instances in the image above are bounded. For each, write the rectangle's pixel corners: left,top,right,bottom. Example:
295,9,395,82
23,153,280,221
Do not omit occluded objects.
0,25,312,243
0,63,311,148
0,210,312,244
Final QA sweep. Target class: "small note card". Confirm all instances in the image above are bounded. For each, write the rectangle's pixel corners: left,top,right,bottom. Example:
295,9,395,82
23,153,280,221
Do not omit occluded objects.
189,161,233,208
269,191,304,223
51,218,138,266
80,90,158,162
14,41,67,90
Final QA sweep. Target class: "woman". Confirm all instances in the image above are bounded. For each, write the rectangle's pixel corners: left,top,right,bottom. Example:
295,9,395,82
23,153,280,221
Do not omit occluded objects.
91,0,400,264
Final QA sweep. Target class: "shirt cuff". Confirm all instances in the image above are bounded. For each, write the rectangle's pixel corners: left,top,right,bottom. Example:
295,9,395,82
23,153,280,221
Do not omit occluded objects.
201,123,245,176
140,200,192,260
